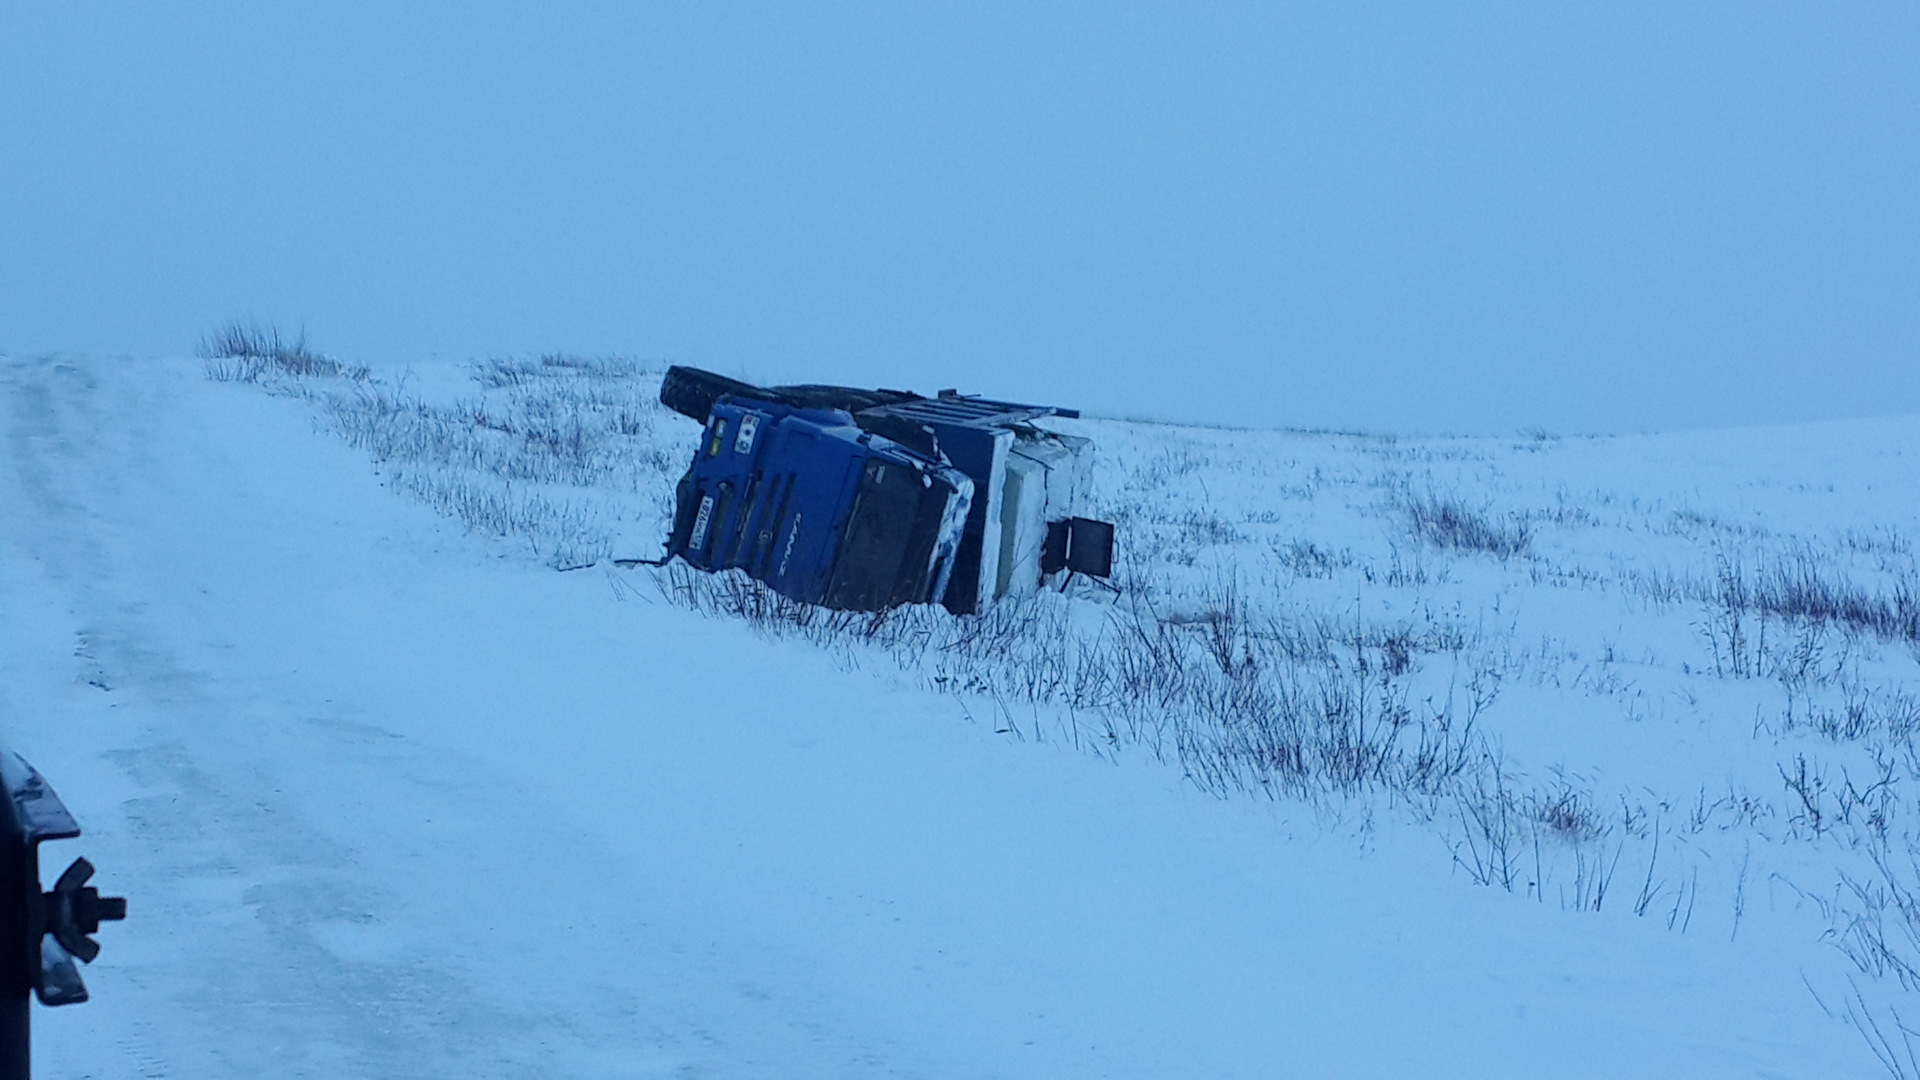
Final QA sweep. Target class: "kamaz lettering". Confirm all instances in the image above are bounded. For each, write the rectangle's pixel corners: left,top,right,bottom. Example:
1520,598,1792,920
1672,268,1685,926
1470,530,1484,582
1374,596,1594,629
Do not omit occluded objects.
777,513,802,580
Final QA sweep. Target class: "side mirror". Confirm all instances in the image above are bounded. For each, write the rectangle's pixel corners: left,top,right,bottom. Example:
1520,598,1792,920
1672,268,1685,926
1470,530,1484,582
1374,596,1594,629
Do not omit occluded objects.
1042,517,1116,581
0,749,125,1077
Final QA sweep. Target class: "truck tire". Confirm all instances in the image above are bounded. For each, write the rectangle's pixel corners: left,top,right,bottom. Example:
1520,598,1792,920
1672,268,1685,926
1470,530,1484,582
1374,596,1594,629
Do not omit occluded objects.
659,366,763,422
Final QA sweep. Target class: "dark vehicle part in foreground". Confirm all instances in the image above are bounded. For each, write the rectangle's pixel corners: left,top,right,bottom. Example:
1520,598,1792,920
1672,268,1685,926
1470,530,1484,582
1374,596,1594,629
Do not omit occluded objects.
0,749,125,1080
655,366,1115,613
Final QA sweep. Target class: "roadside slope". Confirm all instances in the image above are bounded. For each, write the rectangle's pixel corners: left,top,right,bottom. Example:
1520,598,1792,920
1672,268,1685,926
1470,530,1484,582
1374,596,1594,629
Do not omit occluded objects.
0,353,1864,1077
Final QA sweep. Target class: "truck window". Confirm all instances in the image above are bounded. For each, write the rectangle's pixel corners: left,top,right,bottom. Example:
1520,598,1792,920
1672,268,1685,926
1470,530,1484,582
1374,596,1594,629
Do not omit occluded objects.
826,458,925,609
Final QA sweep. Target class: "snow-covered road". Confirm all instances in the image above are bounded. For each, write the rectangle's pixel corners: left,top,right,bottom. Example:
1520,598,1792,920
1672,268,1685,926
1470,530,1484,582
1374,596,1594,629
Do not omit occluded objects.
0,354,1864,1077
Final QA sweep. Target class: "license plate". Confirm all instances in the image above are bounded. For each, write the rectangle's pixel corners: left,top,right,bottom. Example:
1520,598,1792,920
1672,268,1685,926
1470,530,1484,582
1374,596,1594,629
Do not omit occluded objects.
690,494,715,550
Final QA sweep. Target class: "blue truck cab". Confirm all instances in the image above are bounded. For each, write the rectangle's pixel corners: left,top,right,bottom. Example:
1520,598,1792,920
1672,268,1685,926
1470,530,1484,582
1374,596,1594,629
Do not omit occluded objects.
658,366,1112,614
666,398,974,611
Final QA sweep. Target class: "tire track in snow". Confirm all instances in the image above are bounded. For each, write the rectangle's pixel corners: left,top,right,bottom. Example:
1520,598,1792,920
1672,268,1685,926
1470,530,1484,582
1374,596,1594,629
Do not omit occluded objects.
5,355,912,1079
0,356,585,1078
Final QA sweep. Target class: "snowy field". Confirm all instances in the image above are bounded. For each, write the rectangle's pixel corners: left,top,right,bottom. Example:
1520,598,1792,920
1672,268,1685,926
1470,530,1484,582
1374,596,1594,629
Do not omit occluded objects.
5,346,1919,1077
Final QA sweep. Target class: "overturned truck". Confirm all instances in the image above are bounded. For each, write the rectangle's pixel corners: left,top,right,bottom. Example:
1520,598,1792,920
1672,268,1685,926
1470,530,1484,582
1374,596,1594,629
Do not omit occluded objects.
655,366,1114,614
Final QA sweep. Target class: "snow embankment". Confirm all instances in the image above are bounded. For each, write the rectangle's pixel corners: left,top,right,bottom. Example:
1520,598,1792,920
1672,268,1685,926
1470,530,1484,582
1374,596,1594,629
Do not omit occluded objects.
0,352,1885,1077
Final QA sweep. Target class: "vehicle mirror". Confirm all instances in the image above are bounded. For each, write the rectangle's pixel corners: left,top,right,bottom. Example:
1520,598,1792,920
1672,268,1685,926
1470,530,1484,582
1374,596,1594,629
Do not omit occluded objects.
0,749,125,1075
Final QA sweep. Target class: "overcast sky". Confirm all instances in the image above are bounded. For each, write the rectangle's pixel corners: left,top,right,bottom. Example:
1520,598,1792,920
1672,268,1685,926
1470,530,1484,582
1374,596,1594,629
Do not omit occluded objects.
4,3,1916,435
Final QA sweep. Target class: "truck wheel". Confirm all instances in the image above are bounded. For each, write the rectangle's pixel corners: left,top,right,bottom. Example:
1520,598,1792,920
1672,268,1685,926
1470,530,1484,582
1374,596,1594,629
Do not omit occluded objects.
659,366,762,422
